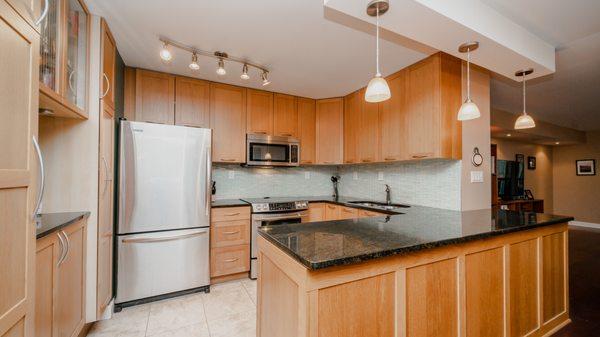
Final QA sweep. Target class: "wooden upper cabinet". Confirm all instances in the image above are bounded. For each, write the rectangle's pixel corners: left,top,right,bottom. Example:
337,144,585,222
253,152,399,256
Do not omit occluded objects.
135,69,175,124
297,97,316,165
316,98,343,165
273,93,298,137
101,19,116,110
210,83,247,163
246,89,273,134
358,89,380,163
380,70,408,162
343,90,360,164
175,77,210,128
406,53,462,160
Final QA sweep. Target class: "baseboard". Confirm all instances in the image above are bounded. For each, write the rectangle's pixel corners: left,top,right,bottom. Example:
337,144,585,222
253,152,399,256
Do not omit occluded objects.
569,221,600,229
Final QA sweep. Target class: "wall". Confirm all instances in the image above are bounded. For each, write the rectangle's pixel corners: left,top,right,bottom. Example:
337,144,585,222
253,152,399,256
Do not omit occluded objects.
213,164,336,199
492,138,554,212
553,131,600,223
338,160,461,210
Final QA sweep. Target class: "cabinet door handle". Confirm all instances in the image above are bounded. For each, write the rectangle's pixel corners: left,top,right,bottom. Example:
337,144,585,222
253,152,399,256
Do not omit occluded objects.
301,160,313,164
362,159,373,163
56,232,66,267
101,156,111,197
342,208,353,213
220,158,237,162
223,230,240,235
384,157,396,161
62,230,70,263
32,136,45,219
345,160,355,164
34,0,49,26
327,205,335,209
101,73,110,98
224,212,240,216
322,161,334,164
224,258,239,263
280,133,292,137
411,153,432,159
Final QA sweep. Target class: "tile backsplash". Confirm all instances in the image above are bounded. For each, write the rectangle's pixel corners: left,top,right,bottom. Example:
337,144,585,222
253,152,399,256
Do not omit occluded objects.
212,164,337,199
213,159,461,210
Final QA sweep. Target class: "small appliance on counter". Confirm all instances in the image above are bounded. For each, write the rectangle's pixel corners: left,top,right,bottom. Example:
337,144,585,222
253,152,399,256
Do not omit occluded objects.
115,121,212,309
242,197,309,279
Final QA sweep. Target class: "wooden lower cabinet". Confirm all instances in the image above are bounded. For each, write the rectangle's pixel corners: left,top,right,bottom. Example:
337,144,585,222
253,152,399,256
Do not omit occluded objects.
210,207,251,282
35,219,87,337
308,203,326,222
257,223,570,337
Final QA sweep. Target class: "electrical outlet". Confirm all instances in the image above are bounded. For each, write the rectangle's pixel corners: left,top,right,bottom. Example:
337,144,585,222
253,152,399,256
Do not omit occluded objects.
353,171,358,180
470,171,484,183
228,170,235,179
305,172,310,180
378,171,384,181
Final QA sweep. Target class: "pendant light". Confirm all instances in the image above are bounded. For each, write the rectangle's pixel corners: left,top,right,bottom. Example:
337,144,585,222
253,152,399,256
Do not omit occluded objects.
457,42,481,121
364,0,391,103
514,69,536,129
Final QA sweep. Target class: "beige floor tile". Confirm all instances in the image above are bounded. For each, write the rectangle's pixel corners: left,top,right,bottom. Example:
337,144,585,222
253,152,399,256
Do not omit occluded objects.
207,309,257,337
145,322,210,337
146,293,207,336
87,305,150,337
202,282,255,322
240,279,257,304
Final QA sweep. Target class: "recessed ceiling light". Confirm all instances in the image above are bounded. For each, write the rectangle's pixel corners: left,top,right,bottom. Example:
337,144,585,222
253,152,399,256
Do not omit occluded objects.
506,133,512,137
555,141,560,145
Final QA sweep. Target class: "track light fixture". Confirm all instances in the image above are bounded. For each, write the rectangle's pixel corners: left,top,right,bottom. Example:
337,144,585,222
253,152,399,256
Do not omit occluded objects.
514,69,536,130
160,42,172,62
189,52,200,71
457,41,481,121
157,37,270,84
241,64,250,80
261,71,270,86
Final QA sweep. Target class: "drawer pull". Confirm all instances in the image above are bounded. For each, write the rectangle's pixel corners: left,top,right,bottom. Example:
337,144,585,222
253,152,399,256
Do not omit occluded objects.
223,230,240,235
220,158,237,162
362,159,372,163
301,160,313,164
342,208,353,213
327,205,335,209
224,212,240,216
384,157,396,161
224,258,239,263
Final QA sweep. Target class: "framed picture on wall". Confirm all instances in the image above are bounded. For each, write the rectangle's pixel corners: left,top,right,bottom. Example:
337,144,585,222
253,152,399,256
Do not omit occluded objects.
527,156,536,170
516,154,524,163
576,159,596,176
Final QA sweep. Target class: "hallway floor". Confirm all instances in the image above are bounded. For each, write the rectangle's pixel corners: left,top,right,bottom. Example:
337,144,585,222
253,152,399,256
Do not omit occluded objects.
554,225,600,336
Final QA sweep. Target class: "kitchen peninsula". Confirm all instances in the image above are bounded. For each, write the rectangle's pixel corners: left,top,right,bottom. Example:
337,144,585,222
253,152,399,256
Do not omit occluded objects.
257,203,573,337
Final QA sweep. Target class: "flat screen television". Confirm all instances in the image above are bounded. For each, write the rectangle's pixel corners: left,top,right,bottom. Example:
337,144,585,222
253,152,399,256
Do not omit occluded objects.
497,160,524,200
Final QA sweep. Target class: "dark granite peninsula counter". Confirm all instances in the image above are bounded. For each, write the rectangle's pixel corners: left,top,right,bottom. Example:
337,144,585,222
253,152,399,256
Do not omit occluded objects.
36,211,90,239
256,206,573,337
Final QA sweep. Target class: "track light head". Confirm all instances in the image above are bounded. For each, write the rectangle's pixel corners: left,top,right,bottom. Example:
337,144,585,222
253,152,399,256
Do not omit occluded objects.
241,64,250,80
189,52,200,71
261,71,271,86
216,58,226,76
160,43,172,62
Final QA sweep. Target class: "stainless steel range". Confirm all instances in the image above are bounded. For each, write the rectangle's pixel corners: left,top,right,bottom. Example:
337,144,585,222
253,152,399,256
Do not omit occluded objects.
241,197,309,279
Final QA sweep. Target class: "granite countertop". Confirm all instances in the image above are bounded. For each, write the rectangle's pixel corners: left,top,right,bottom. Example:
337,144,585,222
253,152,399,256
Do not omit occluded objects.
258,197,574,270
211,199,250,208
36,211,90,239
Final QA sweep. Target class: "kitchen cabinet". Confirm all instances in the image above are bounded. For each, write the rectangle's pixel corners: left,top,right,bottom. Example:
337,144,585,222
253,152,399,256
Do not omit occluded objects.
175,76,210,128
210,83,247,163
316,98,344,165
246,89,273,134
6,0,43,30
406,53,462,160
210,207,251,281
96,103,114,316
135,69,175,124
297,98,316,165
273,93,298,137
358,89,380,163
343,90,360,164
339,206,359,219
38,0,89,119
380,70,408,162
308,202,326,222
0,3,39,337
101,19,115,110
324,204,340,220
35,219,87,337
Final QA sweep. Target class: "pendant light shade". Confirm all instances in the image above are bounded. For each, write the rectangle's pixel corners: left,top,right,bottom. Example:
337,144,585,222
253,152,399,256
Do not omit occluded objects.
457,41,480,121
514,69,535,130
365,0,391,103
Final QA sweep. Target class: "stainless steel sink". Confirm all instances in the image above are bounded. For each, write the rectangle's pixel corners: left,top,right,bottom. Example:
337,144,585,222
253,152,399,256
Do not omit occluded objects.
347,201,410,210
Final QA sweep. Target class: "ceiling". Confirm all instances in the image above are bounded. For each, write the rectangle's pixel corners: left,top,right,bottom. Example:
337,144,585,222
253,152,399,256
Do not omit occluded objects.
483,0,600,131
86,0,430,99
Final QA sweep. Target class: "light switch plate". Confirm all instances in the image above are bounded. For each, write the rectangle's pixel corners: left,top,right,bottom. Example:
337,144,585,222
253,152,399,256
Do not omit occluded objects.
378,171,384,181
470,171,484,183
353,171,358,180
305,172,310,180
228,170,235,179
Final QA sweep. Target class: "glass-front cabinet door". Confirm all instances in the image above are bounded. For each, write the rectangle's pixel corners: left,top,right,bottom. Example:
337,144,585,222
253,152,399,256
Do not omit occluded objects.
39,0,60,91
65,0,87,109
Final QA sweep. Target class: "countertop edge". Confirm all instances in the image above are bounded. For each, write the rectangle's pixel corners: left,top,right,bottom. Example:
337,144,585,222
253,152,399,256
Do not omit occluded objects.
258,215,574,271
36,212,90,240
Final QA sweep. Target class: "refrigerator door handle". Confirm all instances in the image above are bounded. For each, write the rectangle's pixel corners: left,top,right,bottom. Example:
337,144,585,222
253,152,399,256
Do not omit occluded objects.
205,147,211,217
121,229,208,244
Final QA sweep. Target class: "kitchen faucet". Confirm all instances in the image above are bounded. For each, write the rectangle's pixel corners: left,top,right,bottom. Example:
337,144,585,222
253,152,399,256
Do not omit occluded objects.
385,184,391,205
331,175,340,200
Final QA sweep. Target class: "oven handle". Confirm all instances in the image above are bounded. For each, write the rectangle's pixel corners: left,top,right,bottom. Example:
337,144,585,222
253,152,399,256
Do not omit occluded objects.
253,212,308,221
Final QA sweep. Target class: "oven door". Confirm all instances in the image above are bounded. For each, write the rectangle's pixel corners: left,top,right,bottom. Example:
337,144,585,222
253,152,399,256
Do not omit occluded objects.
250,211,308,278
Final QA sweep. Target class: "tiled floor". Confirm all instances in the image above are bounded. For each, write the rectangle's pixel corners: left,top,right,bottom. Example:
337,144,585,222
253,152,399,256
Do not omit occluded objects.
88,279,257,337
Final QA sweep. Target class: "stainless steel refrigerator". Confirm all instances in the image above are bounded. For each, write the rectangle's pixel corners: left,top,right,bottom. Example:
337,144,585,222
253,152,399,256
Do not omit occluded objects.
115,121,211,305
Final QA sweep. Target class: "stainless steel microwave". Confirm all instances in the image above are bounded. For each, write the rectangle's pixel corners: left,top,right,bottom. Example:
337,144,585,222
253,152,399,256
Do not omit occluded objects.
246,134,300,167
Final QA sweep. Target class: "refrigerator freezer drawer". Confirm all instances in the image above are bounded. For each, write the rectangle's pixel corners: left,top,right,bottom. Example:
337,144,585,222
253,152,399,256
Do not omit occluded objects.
116,228,210,303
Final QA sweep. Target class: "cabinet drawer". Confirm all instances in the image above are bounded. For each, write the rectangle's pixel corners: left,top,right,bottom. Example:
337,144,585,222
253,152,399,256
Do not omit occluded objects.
211,245,250,277
211,206,250,222
211,220,250,248
339,206,359,219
